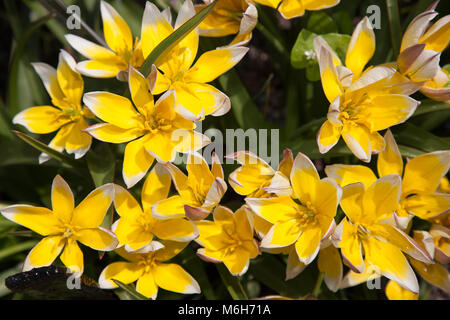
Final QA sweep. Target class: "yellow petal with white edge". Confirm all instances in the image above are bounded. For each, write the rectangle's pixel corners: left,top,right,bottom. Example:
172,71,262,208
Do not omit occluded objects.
385,280,418,300
113,217,148,249
83,92,143,129
418,15,450,53
31,62,64,102
75,228,118,251
278,0,305,19
76,60,125,78
339,266,381,289
317,120,342,154
152,195,185,219
339,219,364,273
100,0,132,55
71,184,114,228
290,152,320,204
140,1,174,58
64,118,92,159
409,258,450,293
153,218,198,242
403,193,450,220
245,196,300,225
173,82,231,118
0,205,62,236
128,67,154,115
316,45,343,103
361,94,419,132
51,175,74,224
363,174,401,223
318,245,343,292
325,164,377,189
402,151,450,196
39,120,73,164
23,236,65,271
84,123,144,144
295,224,322,265
65,34,118,61
261,220,301,248
313,178,342,226
342,123,372,163
154,240,189,262
57,50,83,104
378,129,403,177
303,0,340,10
174,130,211,154
99,261,143,289
141,164,171,212
60,238,84,274
227,151,275,196
13,106,70,134
345,17,375,78
368,223,433,263
222,248,251,276
153,262,200,294
185,47,248,83
123,135,155,188
363,237,419,293
186,152,215,189
369,131,385,154
137,271,158,299
144,131,178,163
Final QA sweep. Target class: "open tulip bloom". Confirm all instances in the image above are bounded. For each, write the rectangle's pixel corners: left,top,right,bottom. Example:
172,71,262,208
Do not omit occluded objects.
4,0,450,302
0,175,117,274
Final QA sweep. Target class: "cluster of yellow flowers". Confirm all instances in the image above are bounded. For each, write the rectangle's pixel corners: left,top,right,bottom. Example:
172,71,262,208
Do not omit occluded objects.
2,0,449,300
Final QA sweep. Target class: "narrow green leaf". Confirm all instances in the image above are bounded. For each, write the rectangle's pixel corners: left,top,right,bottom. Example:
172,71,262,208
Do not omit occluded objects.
0,240,38,260
394,123,450,153
412,100,450,117
218,70,269,130
12,130,83,168
140,1,216,76
112,280,148,300
386,0,402,57
216,264,248,300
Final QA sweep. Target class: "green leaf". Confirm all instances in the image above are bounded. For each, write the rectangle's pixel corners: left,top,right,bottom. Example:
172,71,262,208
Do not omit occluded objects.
307,12,338,34
86,143,115,187
386,0,402,57
12,130,84,168
7,13,54,116
112,279,148,300
320,33,351,63
0,240,38,260
412,100,450,117
394,123,450,153
140,1,216,76
218,70,269,130
333,11,353,35
291,29,316,69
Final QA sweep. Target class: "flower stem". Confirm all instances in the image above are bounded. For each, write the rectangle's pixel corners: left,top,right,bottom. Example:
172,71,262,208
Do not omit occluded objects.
216,264,248,300
312,272,324,298
386,0,402,58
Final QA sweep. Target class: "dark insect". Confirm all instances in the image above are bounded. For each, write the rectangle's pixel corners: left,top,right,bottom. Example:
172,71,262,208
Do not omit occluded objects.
5,265,118,300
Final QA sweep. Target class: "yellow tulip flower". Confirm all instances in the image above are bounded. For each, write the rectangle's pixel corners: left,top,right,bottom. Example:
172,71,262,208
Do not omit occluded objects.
152,152,227,221
334,174,434,293
407,230,450,293
112,164,199,253
396,3,450,102
13,50,93,163
83,67,210,188
245,152,342,266
227,149,293,198
195,206,259,275
195,0,258,46
65,0,144,78
314,17,420,162
0,175,117,274
145,1,249,118
253,0,339,20
99,241,200,299
326,130,450,226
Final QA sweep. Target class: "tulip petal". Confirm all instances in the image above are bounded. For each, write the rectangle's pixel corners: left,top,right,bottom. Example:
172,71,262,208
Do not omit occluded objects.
60,238,84,274
261,220,301,248
152,195,185,219
290,152,320,203
153,263,200,294
23,236,65,271
325,164,378,189
99,261,143,289
345,17,375,78
141,164,171,212
123,135,155,188
317,120,342,154
57,50,83,104
363,174,401,222
245,196,300,224
13,106,70,134
76,227,118,251
295,224,321,265
339,219,365,273
51,175,74,223
84,123,144,144
377,129,403,177
318,245,343,292
153,218,199,242
403,193,450,220
385,280,418,300
72,183,114,228
100,0,133,55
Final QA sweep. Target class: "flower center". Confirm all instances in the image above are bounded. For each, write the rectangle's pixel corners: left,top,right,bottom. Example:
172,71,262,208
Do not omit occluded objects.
144,117,173,133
